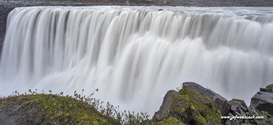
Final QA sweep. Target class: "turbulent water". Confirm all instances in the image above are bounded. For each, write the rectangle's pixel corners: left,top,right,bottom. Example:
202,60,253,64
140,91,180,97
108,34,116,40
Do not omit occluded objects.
1,6,273,115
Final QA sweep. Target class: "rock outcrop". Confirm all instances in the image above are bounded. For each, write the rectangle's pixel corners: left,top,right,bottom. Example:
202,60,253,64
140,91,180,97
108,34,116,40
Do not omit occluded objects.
223,84,273,125
183,82,230,116
170,88,221,125
153,82,273,125
154,90,179,121
224,99,258,125
153,83,222,125
251,84,273,116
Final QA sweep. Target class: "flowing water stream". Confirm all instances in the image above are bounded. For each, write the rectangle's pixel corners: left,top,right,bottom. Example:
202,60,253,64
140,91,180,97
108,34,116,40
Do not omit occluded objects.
1,6,273,115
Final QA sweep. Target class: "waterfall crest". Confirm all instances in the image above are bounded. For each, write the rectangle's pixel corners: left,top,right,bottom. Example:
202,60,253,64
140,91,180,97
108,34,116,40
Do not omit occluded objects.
1,6,273,114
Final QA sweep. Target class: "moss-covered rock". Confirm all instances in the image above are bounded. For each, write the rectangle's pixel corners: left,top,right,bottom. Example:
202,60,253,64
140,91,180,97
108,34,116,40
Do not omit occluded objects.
251,85,273,116
182,82,230,116
154,90,179,121
0,94,120,125
169,88,221,125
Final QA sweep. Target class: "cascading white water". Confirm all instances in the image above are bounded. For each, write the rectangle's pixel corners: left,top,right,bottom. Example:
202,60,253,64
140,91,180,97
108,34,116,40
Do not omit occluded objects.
1,6,273,115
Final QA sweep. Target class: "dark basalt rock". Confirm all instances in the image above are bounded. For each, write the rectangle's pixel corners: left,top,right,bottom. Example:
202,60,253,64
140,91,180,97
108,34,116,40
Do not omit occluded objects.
223,84,273,125
248,106,261,116
260,84,273,93
222,98,266,125
230,99,248,115
251,84,273,116
227,99,250,124
266,84,273,89
154,90,179,121
169,88,221,125
153,82,273,125
153,84,221,125
182,82,231,116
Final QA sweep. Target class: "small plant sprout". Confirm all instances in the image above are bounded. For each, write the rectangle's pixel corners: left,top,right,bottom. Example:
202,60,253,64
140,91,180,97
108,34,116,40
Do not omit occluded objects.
29,89,32,94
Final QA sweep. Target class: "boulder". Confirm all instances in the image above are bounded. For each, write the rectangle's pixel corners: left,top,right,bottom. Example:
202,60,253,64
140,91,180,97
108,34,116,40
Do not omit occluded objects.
229,99,248,115
265,84,273,93
170,88,221,125
247,106,262,124
224,99,255,125
154,90,179,121
248,106,261,116
250,84,273,116
259,84,273,93
266,84,273,89
182,82,230,116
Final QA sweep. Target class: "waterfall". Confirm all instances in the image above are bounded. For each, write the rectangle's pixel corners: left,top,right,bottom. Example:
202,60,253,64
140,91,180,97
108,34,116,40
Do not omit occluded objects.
1,6,273,115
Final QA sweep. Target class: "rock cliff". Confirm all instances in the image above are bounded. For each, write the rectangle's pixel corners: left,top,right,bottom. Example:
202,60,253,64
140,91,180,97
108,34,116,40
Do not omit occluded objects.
153,82,273,125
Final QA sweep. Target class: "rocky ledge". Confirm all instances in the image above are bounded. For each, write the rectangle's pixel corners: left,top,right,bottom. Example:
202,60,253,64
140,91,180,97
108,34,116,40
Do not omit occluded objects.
1,82,273,125
152,82,273,125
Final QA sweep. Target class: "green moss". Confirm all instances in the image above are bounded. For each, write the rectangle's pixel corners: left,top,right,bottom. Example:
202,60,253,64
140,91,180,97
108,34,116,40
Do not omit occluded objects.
0,94,120,125
170,88,221,125
197,115,207,125
171,94,190,115
217,110,221,115
265,87,272,91
230,98,248,109
230,98,245,104
156,117,185,125
190,105,195,110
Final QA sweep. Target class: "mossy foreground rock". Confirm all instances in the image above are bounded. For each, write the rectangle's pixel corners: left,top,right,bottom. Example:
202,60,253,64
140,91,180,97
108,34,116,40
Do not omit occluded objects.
251,84,273,116
154,90,179,121
0,94,120,125
153,88,221,125
183,82,230,116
